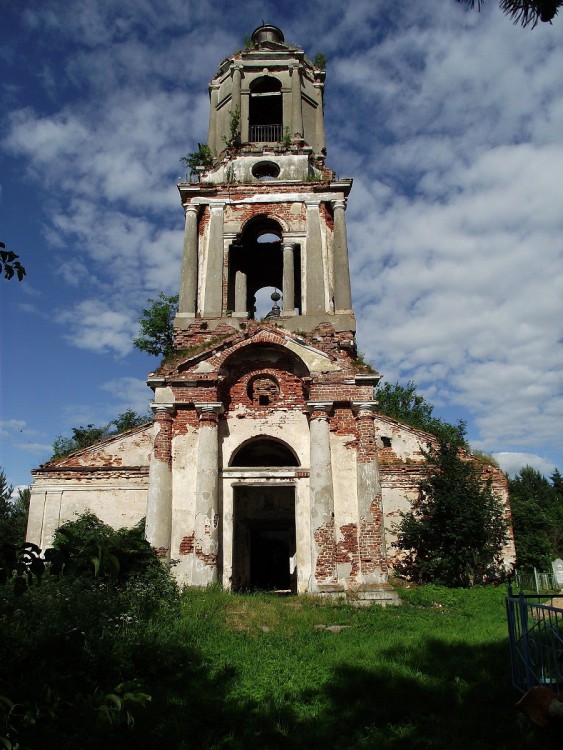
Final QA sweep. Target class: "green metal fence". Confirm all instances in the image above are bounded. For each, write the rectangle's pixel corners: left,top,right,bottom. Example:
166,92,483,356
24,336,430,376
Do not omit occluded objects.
506,588,563,695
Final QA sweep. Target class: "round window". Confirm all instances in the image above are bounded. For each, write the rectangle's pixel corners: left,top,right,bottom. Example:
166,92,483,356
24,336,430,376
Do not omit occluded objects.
252,161,280,181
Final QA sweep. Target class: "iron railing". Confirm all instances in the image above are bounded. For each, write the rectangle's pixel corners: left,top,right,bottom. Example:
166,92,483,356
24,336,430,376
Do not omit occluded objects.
506,588,563,695
514,568,559,593
250,124,283,143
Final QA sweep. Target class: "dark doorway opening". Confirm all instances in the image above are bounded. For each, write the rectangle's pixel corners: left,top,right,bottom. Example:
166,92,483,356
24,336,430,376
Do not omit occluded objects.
232,485,296,593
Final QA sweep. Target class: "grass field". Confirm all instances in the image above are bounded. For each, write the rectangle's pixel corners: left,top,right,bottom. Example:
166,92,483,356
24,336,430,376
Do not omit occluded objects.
2,580,546,749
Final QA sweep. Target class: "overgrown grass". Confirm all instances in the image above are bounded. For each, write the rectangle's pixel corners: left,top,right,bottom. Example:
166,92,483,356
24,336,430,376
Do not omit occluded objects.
1,581,546,749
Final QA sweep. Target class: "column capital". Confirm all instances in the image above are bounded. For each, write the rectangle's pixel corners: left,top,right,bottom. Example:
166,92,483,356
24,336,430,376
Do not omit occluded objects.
307,401,333,418
305,199,320,209
183,202,199,216
209,81,221,91
352,401,379,416
195,402,225,416
332,198,347,211
150,403,176,416
282,241,296,251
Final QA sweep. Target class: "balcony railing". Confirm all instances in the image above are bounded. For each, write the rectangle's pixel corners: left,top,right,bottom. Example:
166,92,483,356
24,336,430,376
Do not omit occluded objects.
250,124,283,143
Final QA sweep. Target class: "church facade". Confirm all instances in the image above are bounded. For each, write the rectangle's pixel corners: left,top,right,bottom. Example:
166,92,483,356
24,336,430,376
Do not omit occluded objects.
27,25,514,603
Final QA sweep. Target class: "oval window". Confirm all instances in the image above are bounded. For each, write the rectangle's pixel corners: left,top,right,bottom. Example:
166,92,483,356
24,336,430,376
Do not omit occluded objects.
252,161,280,181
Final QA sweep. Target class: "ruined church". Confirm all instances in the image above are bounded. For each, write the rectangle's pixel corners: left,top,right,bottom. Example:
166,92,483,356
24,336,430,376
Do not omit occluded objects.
27,25,514,603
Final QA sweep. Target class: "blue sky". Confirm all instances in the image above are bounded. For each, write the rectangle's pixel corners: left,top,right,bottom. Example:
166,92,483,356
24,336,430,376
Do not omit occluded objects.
1,0,562,488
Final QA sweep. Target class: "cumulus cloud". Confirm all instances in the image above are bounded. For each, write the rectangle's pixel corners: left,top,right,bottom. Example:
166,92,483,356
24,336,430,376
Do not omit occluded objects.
100,377,153,415
494,452,557,478
56,299,139,357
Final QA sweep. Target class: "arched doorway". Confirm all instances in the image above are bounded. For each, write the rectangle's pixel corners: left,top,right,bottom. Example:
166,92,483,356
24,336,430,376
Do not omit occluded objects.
230,438,298,592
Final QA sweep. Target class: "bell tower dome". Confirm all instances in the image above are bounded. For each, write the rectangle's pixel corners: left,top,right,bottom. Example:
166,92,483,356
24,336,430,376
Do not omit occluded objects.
175,24,355,344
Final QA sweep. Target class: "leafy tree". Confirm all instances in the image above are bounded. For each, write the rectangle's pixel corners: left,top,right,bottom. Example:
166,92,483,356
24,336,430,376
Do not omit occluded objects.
52,424,108,459
455,0,561,28
133,292,178,358
508,466,563,569
51,410,150,460
52,512,165,582
0,241,25,281
375,380,467,445
395,428,508,587
0,470,29,547
111,408,149,433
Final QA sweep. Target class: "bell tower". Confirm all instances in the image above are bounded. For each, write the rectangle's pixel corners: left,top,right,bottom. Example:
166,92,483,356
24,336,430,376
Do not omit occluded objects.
144,24,397,605
175,23,355,343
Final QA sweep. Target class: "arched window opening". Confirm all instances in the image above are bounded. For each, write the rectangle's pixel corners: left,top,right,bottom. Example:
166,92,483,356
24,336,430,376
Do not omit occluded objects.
230,438,299,467
249,77,283,143
247,375,280,406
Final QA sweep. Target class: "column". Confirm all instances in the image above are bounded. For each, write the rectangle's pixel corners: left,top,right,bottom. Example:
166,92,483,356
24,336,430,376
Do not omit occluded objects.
202,202,225,317
305,200,325,315
308,402,337,588
332,199,353,313
282,242,295,315
234,269,247,315
192,403,223,586
313,82,326,155
207,83,220,156
178,203,199,315
145,405,174,560
232,66,242,110
290,64,303,137
352,402,388,584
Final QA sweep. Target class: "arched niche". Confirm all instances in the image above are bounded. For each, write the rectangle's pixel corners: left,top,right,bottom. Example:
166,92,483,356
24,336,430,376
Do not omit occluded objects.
219,343,310,379
230,437,300,467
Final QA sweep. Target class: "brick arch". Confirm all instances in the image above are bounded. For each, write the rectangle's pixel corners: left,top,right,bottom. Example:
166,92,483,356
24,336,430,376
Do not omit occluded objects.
240,212,289,237
215,333,310,376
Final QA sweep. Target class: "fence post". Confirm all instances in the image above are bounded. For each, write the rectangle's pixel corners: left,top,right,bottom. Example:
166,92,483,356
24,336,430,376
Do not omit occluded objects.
533,567,540,593
518,591,535,691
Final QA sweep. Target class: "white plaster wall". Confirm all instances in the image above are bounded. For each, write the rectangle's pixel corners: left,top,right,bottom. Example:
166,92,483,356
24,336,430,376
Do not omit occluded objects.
221,409,310,467
27,481,148,550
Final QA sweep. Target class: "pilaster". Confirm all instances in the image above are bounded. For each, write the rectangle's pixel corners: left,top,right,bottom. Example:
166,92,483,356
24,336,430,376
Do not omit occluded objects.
352,402,388,584
307,402,338,589
146,405,175,560
202,203,225,317
192,403,224,586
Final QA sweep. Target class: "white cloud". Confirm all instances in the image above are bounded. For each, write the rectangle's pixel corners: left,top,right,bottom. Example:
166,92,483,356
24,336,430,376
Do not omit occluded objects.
14,443,53,455
57,299,139,357
0,420,27,438
100,377,153,415
494,452,557,478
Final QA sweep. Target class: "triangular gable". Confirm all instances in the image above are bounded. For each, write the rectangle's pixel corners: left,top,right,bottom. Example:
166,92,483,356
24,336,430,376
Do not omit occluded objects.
154,324,342,381
33,422,153,471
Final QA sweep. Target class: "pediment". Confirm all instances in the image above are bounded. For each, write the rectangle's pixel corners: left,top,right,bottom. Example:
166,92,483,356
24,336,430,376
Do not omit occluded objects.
150,325,342,384
35,423,153,471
